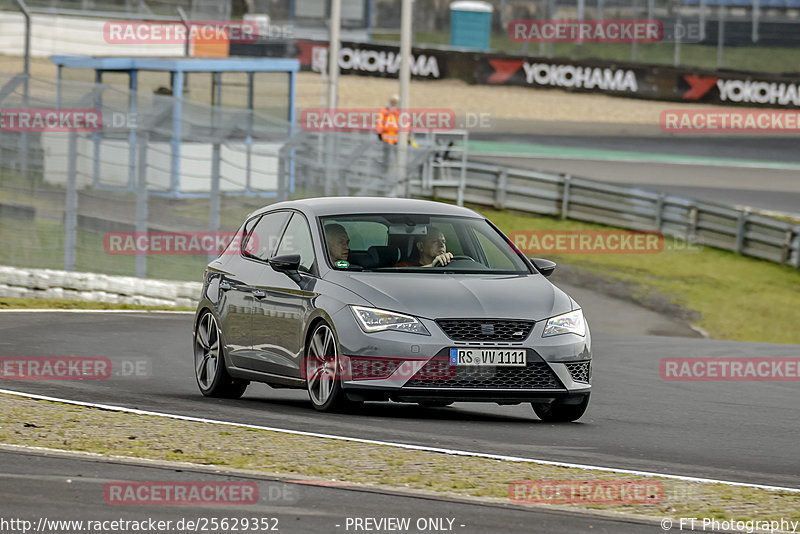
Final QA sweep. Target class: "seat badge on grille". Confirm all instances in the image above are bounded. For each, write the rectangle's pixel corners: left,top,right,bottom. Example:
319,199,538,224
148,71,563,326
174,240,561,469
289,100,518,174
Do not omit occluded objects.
480,323,495,336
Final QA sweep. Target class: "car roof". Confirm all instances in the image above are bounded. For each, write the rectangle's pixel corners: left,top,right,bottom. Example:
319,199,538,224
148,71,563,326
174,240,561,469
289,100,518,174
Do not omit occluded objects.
248,197,484,219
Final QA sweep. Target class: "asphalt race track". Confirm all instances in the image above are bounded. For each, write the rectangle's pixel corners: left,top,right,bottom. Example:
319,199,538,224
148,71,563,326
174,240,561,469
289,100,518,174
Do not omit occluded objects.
472,124,800,216
1,312,798,492
0,448,655,534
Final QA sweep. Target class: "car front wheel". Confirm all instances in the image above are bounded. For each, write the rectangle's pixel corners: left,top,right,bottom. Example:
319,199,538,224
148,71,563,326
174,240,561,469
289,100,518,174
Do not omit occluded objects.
304,322,361,412
532,394,590,422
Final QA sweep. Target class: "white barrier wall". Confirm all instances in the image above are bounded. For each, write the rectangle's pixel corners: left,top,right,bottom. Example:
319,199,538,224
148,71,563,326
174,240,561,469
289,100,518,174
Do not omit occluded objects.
39,134,280,193
0,265,202,308
0,13,186,58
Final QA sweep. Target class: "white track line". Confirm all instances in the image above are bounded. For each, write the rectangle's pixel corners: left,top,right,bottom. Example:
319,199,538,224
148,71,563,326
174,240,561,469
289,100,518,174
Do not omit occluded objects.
2,388,798,494
0,309,193,314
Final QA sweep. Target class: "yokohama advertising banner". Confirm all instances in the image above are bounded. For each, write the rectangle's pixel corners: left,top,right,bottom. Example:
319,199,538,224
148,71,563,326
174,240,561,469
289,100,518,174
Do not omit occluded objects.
287,39,800,108
677,73,800,108
476,55,800,108
477,57,644,95
294,40,446,79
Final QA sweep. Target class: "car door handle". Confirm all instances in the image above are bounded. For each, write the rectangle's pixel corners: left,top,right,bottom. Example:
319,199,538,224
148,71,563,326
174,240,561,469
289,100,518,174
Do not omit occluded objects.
219,280,231,290
252,289,266,299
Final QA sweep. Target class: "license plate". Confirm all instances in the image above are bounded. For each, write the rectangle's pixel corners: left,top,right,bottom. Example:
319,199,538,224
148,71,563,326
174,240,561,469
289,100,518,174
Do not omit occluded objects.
449,348,526,366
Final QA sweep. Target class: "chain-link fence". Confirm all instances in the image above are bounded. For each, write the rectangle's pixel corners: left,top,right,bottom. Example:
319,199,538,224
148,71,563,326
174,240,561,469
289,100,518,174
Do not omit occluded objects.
0,73,293,281
0,73,465,281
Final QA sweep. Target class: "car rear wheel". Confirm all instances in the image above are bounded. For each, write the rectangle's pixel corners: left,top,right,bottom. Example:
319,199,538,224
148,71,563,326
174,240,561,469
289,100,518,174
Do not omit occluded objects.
304,322,361,412
194,310,248,398
532,395,590,422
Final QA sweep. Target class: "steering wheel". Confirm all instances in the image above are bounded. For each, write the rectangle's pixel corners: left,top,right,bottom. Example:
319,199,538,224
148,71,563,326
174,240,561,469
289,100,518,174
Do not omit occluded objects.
431,255,478,267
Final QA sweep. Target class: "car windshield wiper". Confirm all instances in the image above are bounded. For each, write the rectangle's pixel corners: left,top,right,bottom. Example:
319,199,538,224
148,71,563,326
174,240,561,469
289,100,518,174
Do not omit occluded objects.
369,267,442,272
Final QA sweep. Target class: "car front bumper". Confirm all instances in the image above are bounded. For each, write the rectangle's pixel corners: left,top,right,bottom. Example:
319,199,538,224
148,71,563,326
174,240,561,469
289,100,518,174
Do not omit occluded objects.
331,308,592,403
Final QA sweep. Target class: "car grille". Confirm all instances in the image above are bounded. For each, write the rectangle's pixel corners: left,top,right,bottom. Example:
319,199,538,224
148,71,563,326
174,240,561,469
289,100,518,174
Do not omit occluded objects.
435,319,534,342
565,361,591,383
405,359,562,389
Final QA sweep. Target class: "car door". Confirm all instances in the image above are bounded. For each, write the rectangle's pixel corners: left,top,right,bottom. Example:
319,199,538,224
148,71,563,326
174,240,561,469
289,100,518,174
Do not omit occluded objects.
219,210,290,371
250,211,319,378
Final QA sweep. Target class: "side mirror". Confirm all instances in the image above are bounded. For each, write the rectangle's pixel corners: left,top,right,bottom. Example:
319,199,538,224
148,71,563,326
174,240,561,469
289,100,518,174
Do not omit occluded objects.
530,258,556,277
269,254,302,283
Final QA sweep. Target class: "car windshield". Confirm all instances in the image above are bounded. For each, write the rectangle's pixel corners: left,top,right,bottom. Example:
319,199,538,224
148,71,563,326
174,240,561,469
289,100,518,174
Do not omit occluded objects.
320,214,531,274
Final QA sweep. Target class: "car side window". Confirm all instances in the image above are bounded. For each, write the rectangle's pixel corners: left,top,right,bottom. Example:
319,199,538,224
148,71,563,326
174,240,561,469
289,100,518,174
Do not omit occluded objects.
275,213,316,273
244,212,291,261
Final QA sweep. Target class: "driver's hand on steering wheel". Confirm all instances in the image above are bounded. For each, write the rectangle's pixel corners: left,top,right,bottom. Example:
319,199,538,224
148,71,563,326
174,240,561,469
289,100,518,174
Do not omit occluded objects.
428,252,454,267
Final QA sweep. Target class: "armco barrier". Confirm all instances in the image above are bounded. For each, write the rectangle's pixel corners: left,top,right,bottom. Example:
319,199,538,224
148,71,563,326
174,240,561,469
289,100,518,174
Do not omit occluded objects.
0,266,201,307
423,161,800,268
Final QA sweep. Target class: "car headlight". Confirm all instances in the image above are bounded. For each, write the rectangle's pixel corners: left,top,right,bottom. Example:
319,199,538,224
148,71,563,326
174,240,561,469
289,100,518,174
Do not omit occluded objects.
542,309,586,337
351,306,430,335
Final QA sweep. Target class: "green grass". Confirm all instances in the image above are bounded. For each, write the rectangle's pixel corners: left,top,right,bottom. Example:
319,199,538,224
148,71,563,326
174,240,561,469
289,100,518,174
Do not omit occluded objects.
2,393,798,523
478,207,800,344
0,297,192,311
0,216,210,281
373,32,800,74
0,167,272,282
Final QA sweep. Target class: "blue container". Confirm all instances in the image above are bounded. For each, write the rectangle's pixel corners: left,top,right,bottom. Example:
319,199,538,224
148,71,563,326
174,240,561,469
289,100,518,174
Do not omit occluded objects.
450,1,493,51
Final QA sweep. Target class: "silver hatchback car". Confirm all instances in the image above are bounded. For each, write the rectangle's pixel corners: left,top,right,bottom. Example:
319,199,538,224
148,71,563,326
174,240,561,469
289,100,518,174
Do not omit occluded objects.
193,197,592,421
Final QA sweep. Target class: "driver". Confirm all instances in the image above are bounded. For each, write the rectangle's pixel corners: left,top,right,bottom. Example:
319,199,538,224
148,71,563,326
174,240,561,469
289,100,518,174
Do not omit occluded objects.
395,226,453,267
325,223,350,264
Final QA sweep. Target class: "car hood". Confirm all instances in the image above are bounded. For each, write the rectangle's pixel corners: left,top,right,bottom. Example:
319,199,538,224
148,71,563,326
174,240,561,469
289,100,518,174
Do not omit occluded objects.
326,272,574,321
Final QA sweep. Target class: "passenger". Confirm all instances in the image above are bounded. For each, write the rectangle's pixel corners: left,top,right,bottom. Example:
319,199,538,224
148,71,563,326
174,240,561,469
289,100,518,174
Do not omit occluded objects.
325,224,350,264
395,226,453,267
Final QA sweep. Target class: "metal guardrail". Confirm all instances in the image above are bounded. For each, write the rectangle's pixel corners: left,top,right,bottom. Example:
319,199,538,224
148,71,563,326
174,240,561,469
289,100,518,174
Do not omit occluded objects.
420,160,800,269
414,130,468,208
283,130,447,199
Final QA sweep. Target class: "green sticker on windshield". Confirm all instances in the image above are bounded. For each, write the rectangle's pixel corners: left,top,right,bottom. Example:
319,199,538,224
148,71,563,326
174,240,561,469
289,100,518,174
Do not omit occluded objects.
335,260,350,268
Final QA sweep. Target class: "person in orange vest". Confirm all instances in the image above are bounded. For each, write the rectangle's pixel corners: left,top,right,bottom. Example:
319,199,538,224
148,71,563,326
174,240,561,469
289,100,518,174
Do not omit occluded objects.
376,94,400,145
377,94,400,176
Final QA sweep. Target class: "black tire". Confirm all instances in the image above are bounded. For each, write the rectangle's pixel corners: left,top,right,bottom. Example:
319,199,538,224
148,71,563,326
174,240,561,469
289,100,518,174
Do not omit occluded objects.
532,395,590,422
304,322,361,412
194,310,248,399
416,401,454,408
